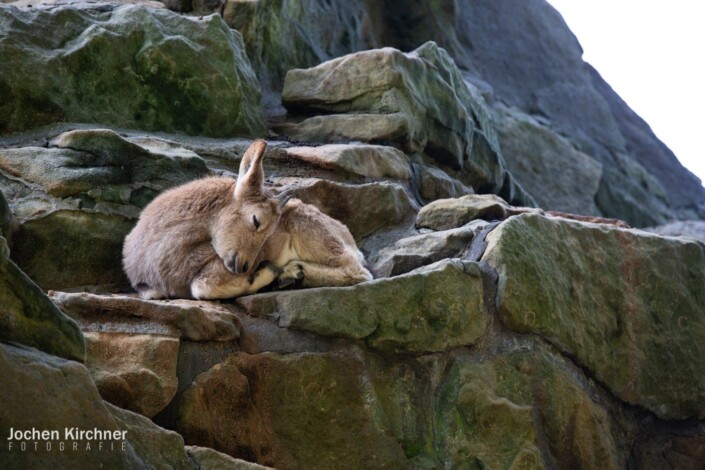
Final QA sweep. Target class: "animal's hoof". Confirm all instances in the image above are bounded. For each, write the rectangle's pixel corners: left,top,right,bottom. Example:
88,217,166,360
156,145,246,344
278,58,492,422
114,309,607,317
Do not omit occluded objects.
276,276,296,289
276,263,304,289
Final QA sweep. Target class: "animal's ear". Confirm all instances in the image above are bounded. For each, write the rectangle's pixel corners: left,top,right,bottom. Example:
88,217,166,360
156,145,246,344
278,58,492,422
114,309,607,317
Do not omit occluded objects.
234,139,267,199
276,188,295,209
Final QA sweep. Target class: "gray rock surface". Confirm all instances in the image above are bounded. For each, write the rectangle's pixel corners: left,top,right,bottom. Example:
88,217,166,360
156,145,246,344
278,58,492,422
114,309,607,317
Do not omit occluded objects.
0,251,85,362
0,4,265,136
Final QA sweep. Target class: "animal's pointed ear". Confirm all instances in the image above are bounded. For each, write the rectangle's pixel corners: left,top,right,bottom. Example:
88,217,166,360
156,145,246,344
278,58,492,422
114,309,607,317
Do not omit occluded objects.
234,139,267,199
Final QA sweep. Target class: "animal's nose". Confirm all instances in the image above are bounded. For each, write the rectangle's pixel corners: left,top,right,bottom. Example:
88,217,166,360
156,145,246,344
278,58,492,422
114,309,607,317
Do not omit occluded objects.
226,253,238,273
242,261,249,273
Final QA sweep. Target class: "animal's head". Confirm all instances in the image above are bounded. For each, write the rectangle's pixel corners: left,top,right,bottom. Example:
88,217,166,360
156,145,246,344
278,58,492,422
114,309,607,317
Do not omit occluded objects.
212,139,291,275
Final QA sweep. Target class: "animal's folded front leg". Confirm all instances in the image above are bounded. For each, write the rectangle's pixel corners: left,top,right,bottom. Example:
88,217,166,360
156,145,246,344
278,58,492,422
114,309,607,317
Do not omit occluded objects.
190,259,281,300
278,259,372,288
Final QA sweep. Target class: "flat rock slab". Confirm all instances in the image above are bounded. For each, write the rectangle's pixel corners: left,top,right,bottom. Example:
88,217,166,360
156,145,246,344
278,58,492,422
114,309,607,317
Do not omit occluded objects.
238,259,488,354
285,144,412,180
0,252,85,361
416,194,509,231
50,291,241,342
482,213,705,419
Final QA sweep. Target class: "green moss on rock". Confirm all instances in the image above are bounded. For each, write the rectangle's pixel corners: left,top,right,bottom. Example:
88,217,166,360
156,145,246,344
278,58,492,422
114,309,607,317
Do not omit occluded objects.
0,5,265,136
483,213,705,419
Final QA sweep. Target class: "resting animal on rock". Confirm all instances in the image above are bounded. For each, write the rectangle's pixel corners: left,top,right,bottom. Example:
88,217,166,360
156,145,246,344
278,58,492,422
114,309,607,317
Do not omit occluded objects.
122,139,372,300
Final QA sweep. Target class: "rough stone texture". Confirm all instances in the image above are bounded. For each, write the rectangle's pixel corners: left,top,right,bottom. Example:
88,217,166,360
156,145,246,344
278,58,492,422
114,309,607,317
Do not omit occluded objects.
367,0,701,226
0,342,192,469
632,432,705,470
483,213,705,419
416,194,508,231
644,220,705,244
0,251,85,362
285,144,412,181
175,350,409,469
222,0,371,101
437,349,621,469
50,291,241,341
280,42,506,193
287,179,415,240
107,403,193,469
1,1,705,468
414,163,474,201
10,209,134,291
493,104,603,216
0,189,12,234
85,332,179,418
370,220,487,277
0,128,214,291
238,259,487,354
0,4,265,137
186,446,274,470
0,129,208,212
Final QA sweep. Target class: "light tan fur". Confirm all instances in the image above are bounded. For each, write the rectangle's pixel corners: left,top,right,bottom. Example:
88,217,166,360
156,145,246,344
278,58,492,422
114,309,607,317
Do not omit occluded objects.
122,140,284,300
257,198,373,289
123,139,372,300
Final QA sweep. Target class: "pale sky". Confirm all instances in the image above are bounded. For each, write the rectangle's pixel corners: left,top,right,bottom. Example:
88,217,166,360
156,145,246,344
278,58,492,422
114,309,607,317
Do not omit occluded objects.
546,0,705,187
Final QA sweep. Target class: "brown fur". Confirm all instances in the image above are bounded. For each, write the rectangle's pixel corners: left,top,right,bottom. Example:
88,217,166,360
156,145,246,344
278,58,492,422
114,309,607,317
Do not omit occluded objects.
122,139,372,300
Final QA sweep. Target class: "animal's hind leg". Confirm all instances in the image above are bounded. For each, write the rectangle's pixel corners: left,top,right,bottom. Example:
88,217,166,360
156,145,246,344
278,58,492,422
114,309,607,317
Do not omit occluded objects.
190,260,281,300
135,283,167,300
279,259,372,288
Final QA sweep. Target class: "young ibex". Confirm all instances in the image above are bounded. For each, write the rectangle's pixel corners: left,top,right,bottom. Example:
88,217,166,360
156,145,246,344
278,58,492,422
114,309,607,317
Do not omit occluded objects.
122,139,372,300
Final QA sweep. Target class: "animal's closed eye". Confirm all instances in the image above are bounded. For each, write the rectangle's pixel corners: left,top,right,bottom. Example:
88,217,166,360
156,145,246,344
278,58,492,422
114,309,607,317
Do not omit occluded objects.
253,215,260,229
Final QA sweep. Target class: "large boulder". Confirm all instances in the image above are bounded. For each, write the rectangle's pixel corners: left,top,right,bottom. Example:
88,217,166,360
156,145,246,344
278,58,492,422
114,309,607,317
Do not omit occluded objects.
482,213,705,419
0,4,265,136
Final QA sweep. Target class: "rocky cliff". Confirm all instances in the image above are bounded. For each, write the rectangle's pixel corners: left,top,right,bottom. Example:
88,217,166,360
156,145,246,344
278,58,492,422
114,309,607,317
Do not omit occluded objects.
1,0,705,469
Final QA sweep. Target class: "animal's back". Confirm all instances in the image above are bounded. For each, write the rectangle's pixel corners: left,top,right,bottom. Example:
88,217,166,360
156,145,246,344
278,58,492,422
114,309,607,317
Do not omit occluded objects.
122,177,236,297
282,199,361,263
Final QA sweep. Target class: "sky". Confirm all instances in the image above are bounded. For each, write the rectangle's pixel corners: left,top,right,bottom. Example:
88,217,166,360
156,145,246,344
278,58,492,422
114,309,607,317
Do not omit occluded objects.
546,0,705,187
